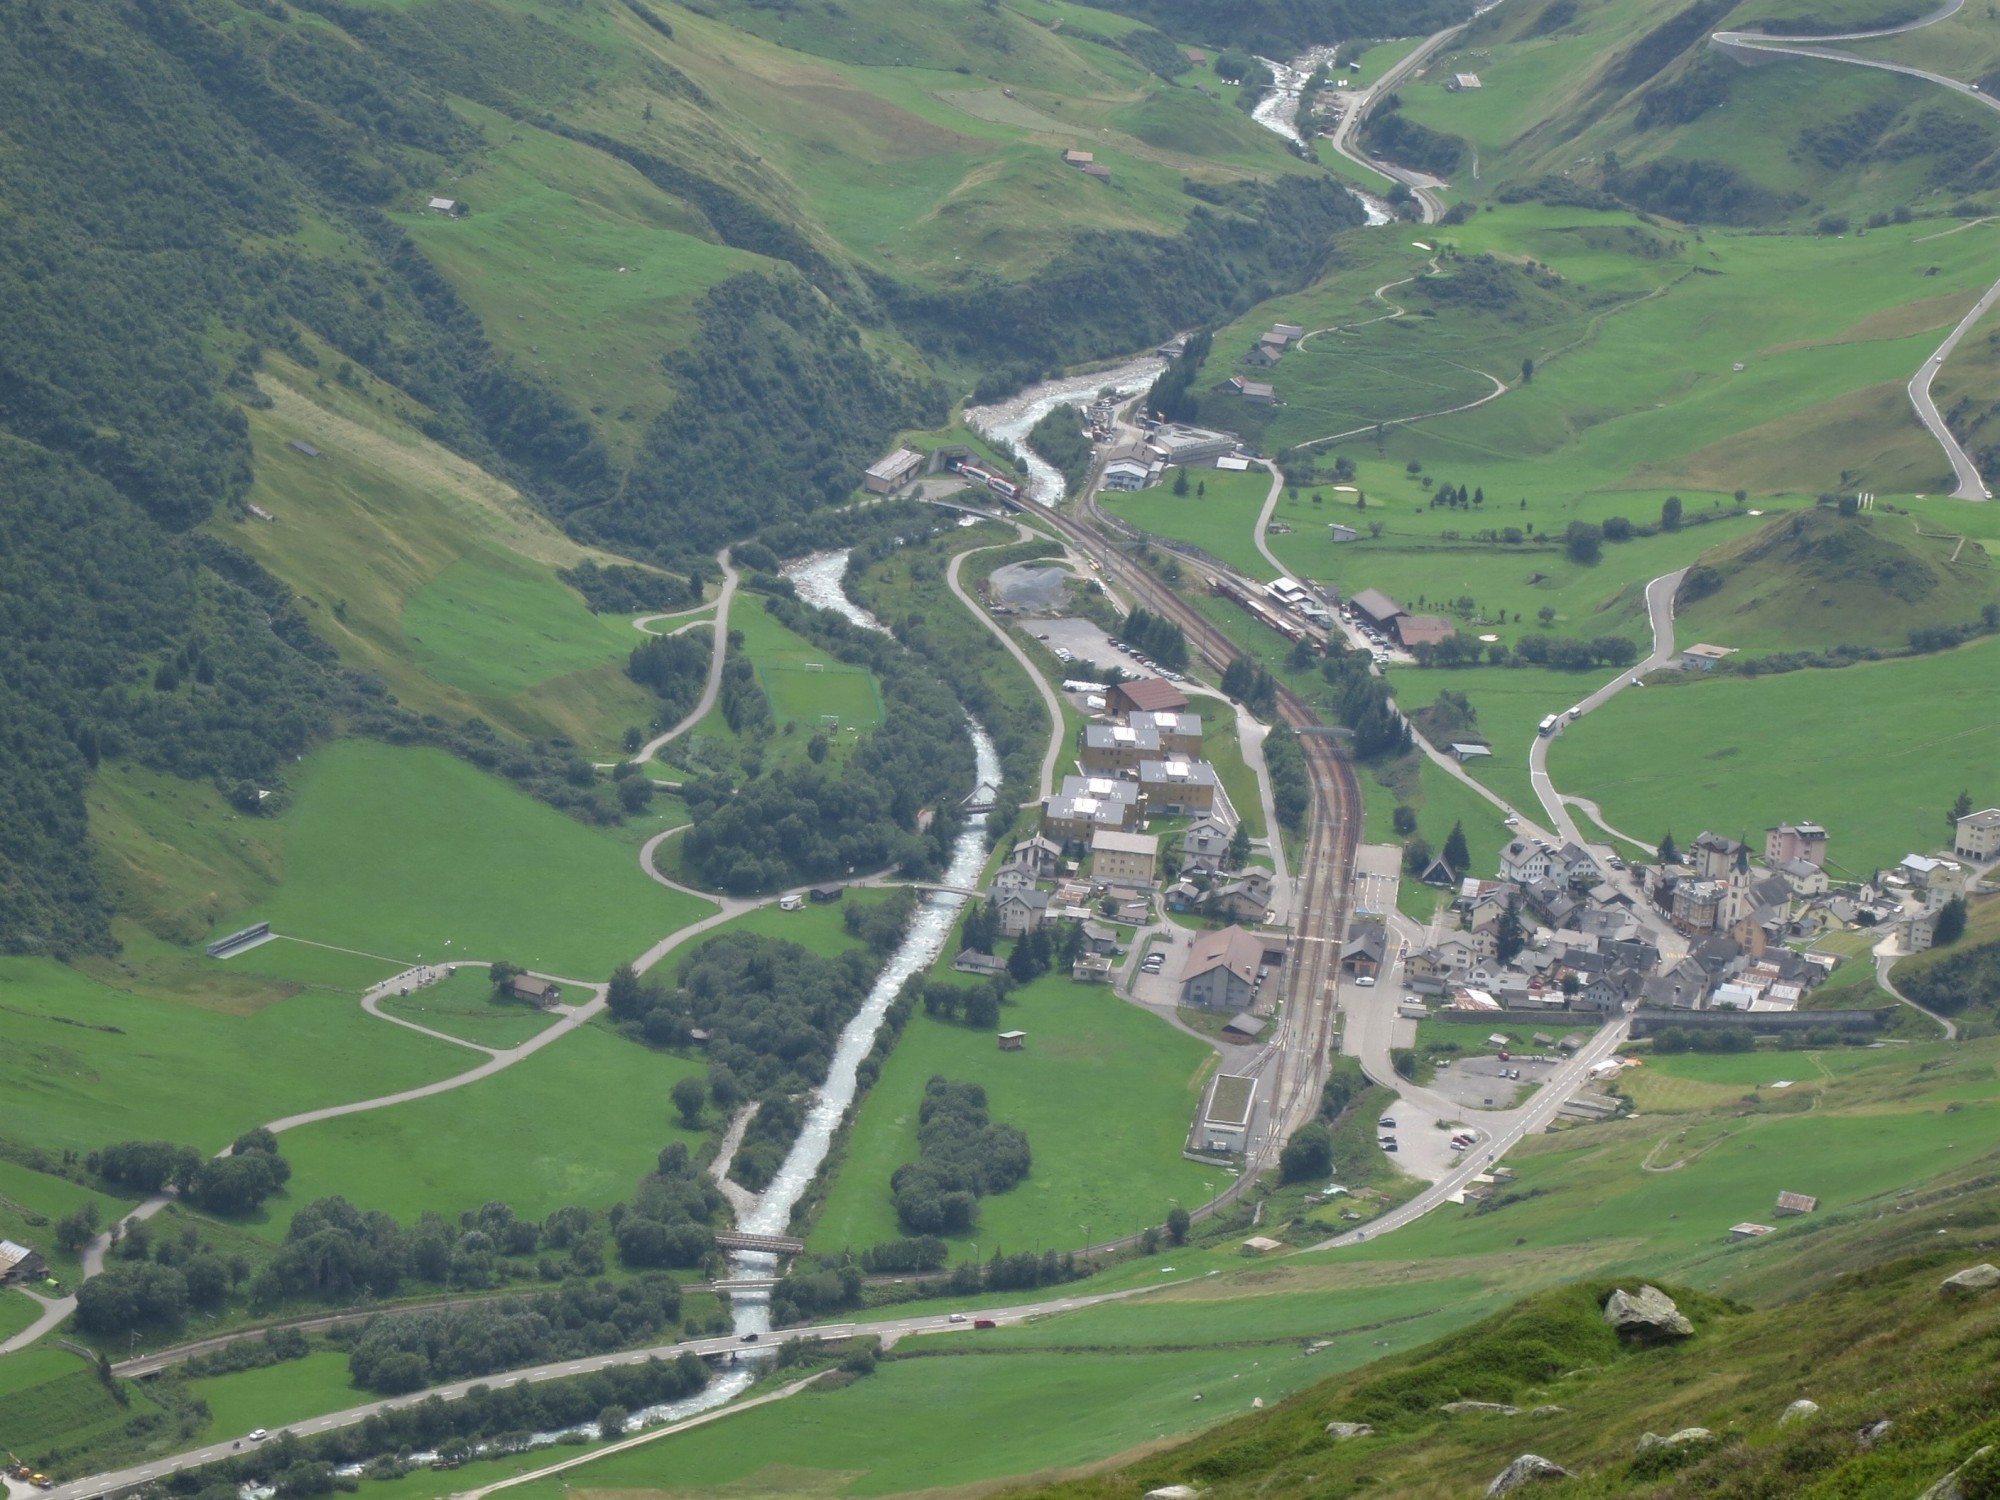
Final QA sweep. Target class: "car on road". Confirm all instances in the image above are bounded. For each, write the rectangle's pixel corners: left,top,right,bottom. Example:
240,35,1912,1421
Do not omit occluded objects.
1503,815,1519,826
947,1313,968,1323
740,1332,761,1343
1355,975,1375,986
249,1430,268,1442
973,1318,997,1329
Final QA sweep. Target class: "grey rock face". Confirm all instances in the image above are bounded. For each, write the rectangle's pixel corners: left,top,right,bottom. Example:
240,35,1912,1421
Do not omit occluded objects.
1443,1401,1523,1416
1637,1428,1714,1452
1857,1420,1894,1450
1603,1284,1694,1340
1323,1422,1374,1441
1144,1486,1201,1500
1485,1455,1573,1498
1918,1445,1994,1500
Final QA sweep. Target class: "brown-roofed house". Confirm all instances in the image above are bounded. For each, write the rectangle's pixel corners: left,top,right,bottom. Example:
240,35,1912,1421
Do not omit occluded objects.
1083,163,1113,182
1062,149,1095,166
1348,588,1406,626
1108,678,1189,716
511,975,562,1008
1180,925,1269,1010
1774,1191,1819,1217
1395,615,1457,648
0,1239,47,1286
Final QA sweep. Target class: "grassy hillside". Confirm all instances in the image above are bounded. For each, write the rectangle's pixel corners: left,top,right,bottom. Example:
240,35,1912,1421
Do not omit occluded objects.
1675,504,2000,652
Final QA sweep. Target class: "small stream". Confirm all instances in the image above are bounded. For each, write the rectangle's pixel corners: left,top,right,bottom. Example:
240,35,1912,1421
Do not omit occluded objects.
962,357,1166,505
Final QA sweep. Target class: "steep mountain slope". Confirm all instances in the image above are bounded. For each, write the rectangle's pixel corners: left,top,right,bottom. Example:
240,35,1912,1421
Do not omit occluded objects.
998,1253,2000,1500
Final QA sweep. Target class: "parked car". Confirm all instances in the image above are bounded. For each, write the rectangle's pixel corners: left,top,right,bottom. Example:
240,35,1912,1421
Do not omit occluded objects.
1356,975,1375,987
1378,1117,1396,1129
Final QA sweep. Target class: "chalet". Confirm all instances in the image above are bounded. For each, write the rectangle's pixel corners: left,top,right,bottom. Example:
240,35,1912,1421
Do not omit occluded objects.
1079,921,1120,955
1108,678,1189,717
1163,876,1204,912
1447,72,1481,90
1010,834,1063,879
1416,855,1458,888
1209,869,1275,923
809,883,844,904
954,949,1008,977
1773,1191,1819,1217
427,196,465,216
1102,457,1154,491
1083,163,1113,182
1061,149,1095,166
1226,376,1276,404
1269,323,1304,344
1328,523,1360,542
0,1239,46,1286
998,1031,1027,1051
510,974,563,1008
1499,840,1555,885
997,888,1052,937
1243,341,1284,368
1180,925,1266,1010
992,865,1038,896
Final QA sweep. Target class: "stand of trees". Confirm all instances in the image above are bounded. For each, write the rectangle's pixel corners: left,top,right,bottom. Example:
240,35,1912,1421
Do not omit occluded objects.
1024,406,1094,495
1121,607,1190,669
627,630,712,729
561,561,692,614
891,1078,1032,1235
1146,331,1213,425
1321,650,1414,759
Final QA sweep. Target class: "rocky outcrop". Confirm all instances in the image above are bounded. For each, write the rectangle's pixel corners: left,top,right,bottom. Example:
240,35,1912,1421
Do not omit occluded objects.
1857,1420,1894,1450
1940,1263,2000,1296
1779,1399,1819,1427
1444,1401,1522,1415
1323,1422,1374,1441
1637,1428,1714,1452
1918,1445,1994,1500
1529,1406,1567,1418
1603,1284,1694,1341
1484,1455,1573,1497
1144,1487,1201,1500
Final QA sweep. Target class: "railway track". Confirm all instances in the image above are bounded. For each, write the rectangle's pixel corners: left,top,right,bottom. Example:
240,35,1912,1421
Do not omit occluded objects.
1032,492,1363,1183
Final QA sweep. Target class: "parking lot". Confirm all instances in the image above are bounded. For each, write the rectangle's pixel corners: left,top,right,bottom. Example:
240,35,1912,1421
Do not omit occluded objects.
1028,618,1192,684
1428,1052,1558,1111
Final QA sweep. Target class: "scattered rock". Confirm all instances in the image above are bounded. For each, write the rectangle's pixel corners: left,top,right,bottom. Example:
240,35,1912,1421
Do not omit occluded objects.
1323,1423,1374,1441
1637,1428,1714,1453
1485,1455,1573,1498
1857,1420,1894,1450
1252,1398,1263,1409
1918,1445,1993,1500
1940,1263,2000,1296
1443,1402,1523,1416
1144,1487,1200,1500
1779,1399,1820,1427
1529,1406,1567,1418
1603,1285,1694,1341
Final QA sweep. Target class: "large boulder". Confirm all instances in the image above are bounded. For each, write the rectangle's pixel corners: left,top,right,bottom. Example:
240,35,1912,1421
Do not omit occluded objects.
1323,1422,1374,1441
1637,1428,1714,1452
1443,1401,1522,1416
1779,1399,1819,1427
1485,1455,1572,1498
1918,1445,1994,1500
1857,1420,1894,1450
1603,1285,1694,1341
1940,1263,2000,1297
1144,1487,1201,1500
1529,1406,1567,1418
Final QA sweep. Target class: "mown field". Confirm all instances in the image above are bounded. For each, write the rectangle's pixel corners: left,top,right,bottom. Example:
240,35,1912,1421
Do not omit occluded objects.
810,968,1217,1257
1548,638,2000,874
374,966,569,1049
216,739,713,981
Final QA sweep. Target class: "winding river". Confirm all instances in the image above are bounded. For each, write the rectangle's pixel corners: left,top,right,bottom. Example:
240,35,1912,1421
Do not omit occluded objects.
962,357,1166,504
1250,45,1393,225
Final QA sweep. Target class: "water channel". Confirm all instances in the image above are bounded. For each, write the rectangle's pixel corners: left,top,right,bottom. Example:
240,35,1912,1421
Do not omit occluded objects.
962,356,1166,505
1249,45,1393,225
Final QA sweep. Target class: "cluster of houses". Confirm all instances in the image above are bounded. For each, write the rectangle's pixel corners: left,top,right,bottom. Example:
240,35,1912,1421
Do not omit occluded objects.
1042,679,1229,837
1100,421,1246,493
1217,325,1302,405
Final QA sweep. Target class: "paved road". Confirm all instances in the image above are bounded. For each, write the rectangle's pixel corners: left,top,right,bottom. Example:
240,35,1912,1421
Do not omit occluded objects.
945,525,1070,801
1713,0,1997,500
1323,26,1474,222
634,550,740,764
40,1280,1189,1500
1875,946,1960,1039
1527,569,1684,848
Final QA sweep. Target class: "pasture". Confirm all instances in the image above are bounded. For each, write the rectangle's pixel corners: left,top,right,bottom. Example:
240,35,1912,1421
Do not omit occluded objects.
1099,467,1276,578
809,969,1216,1257
192,1350,361,1443
214,740,714,981
0,957,464,1155
375,967,567,1049
1548,639,2000,874
0,1159,133,1281
400,551,638,699
268,1021,708,1235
